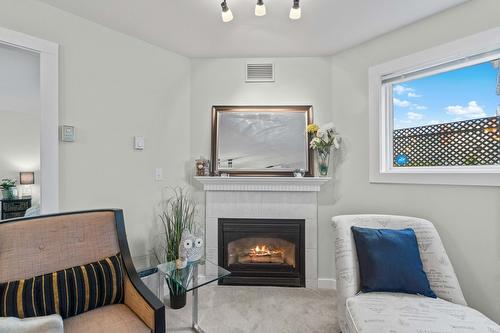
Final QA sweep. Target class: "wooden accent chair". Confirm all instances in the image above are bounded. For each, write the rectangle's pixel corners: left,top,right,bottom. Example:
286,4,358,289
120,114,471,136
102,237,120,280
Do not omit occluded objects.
0,209,165,333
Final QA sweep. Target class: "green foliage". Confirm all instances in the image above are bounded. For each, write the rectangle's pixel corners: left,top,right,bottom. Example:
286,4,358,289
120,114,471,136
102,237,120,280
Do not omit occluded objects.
0,179,16,190
155,187,197,263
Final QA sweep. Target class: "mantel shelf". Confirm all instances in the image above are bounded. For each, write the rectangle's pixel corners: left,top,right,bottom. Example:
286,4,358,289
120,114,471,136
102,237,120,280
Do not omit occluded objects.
194,176,331,192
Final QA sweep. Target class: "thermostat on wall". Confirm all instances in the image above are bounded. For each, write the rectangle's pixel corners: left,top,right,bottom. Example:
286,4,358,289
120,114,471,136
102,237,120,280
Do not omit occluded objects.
60,125,75,142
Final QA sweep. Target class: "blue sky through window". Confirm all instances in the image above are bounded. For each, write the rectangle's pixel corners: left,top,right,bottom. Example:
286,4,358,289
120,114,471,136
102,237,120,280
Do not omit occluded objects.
393,60,500,129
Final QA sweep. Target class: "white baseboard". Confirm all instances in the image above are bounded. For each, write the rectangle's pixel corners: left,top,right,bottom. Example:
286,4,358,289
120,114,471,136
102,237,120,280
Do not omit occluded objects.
317,278,336,289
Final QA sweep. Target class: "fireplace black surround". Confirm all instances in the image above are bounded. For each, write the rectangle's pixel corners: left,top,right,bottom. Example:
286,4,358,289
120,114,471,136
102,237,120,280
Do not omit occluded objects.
218,218,305,287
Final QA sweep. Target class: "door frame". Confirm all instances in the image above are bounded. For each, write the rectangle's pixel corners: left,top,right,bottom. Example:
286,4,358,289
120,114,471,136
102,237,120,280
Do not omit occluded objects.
0,27,59,214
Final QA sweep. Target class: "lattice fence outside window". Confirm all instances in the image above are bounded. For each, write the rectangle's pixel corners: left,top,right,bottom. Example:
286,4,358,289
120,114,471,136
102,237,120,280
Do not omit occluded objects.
393,116,500,167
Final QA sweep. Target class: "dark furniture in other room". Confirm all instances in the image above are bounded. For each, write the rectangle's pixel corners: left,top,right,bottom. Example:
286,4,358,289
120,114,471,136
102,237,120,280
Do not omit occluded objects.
1,197,31,220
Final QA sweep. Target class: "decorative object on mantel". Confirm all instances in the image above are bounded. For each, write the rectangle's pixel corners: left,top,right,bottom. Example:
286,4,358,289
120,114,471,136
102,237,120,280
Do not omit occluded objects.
195,157,210,176
293,169,306,177
0,179,17,200
212,105,314,177
307,123,341,176
154,188,200,309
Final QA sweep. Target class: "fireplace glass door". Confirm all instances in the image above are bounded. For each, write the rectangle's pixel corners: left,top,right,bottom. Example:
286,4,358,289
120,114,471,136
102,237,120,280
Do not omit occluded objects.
218,218,305,287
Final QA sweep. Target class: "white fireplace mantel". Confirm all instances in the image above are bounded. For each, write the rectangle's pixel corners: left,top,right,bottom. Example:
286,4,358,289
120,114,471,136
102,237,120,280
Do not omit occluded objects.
196,175,330,288
194,176,331,192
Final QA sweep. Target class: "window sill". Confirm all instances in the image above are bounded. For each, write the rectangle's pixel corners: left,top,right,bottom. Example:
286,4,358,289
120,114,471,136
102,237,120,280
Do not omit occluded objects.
369,170,500,187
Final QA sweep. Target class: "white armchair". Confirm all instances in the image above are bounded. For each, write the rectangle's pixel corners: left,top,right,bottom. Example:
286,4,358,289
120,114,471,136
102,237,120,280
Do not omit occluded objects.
332,214,499,333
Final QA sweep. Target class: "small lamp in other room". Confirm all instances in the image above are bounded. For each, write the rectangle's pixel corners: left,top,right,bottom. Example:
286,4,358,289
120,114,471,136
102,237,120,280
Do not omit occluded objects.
19,172,34,197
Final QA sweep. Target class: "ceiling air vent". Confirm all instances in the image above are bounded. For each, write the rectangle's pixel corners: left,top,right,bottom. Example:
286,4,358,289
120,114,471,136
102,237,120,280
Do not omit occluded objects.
246,63,275,82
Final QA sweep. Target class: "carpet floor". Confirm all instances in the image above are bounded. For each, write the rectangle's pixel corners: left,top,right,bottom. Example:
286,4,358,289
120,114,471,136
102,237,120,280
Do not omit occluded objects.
165,286,338,333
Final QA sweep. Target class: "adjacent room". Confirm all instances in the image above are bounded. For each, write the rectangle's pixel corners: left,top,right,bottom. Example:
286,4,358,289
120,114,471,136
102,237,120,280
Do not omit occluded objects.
0,0,499,332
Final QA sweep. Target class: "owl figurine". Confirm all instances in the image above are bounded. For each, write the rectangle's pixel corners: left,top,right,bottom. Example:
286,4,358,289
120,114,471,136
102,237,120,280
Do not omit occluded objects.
179,230,204,263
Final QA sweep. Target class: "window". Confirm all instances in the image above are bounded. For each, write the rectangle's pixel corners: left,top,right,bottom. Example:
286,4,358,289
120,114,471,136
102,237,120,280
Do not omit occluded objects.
369,27,500,186
390,57,499,168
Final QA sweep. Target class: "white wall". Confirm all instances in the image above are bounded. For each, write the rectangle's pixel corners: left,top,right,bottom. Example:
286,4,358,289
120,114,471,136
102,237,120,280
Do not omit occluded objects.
0,0,191,263
329,0,500,322
0,43,41,205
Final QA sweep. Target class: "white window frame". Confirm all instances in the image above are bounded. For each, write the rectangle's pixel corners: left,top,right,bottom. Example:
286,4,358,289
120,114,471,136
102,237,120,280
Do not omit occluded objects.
369,26,500,187
0,27,59,212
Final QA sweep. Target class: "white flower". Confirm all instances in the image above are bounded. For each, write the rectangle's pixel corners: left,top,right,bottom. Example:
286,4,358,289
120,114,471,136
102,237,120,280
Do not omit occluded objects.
310,137,321,149
317,129,327,139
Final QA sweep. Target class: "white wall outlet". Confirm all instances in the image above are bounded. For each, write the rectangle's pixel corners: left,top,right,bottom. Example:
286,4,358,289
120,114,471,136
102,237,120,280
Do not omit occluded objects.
60,125,75,142
155,168,163,181
134,136,145,150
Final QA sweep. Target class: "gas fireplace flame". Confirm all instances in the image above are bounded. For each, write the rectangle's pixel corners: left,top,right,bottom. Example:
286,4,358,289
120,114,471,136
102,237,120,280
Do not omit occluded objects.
250,245,283,257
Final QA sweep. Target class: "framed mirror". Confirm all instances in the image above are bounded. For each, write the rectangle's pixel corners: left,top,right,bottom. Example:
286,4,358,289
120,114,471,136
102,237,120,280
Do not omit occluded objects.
211,106,313,177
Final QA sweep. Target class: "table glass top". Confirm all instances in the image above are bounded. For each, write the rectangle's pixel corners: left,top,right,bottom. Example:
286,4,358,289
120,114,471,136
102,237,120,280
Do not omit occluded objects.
157,259,230,292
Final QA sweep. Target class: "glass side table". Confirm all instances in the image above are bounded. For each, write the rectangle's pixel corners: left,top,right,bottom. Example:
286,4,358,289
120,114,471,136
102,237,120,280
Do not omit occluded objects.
157,259,231,333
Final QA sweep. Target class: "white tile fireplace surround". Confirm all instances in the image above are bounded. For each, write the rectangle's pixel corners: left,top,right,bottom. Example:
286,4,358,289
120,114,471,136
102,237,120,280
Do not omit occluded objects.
195,176,330,288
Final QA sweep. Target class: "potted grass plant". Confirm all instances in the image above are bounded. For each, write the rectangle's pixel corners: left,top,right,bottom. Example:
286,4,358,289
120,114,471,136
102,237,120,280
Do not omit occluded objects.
155,188,196,309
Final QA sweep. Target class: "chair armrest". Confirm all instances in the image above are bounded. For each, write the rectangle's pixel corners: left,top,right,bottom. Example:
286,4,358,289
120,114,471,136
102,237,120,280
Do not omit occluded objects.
124,274,165,333
113,209,165,332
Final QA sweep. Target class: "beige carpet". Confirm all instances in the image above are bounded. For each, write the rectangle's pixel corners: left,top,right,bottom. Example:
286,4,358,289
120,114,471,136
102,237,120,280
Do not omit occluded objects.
165,286,338,333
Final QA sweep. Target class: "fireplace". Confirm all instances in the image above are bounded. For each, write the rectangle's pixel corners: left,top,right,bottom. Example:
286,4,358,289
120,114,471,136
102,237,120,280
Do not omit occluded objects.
218,218,305,287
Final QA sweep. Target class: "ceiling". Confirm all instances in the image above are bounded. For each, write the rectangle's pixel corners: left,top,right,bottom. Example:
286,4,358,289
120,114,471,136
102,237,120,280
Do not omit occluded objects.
38,0,467,58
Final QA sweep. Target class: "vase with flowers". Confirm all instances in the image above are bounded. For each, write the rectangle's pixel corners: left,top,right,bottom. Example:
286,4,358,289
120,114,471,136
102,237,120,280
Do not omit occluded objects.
1,179,17,200
306,123,341,176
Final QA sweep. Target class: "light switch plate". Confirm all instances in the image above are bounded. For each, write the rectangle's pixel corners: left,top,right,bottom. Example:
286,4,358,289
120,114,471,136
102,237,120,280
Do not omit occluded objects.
61,125,75,142
134,136,145,150
155,168,163,181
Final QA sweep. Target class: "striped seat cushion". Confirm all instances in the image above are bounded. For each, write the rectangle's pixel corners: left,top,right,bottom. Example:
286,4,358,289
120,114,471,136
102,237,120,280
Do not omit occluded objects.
0,254,124,319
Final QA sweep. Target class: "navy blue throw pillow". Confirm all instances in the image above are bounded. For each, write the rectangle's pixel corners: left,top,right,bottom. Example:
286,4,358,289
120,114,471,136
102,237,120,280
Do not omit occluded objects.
351,226,436,298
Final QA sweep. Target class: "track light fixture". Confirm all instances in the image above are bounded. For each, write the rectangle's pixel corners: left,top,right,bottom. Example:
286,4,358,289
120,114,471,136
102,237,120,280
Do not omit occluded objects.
289,0,301,20
221,0,302,22
255,0,266,17
221,0,234,23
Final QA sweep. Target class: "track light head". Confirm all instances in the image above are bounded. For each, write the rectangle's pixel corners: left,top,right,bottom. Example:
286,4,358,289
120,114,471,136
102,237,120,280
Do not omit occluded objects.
289,0,301,20
255,0,266,16
221,0,234,22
